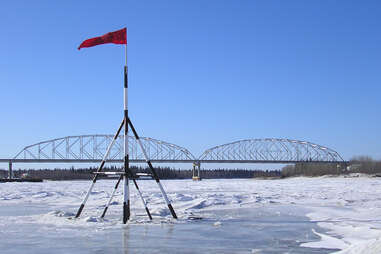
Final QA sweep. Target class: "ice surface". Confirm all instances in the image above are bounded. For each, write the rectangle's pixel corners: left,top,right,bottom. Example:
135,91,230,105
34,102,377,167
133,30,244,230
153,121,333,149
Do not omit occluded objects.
0,176,380,253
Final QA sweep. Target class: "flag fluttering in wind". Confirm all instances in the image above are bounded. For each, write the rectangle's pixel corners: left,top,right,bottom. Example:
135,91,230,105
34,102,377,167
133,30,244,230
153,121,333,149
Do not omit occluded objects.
78,28,127,50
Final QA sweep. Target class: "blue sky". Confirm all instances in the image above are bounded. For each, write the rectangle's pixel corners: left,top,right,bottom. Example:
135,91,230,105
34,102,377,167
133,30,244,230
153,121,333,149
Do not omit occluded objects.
1,1,381,169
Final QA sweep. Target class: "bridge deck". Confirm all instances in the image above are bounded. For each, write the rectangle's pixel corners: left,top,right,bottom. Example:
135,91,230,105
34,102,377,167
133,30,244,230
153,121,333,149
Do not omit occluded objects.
0,159,348,164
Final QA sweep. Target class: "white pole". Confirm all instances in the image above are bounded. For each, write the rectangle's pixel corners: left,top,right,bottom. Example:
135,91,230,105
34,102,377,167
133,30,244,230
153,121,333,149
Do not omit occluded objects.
123,28,130,224
101,174,123,218
128,119,177,219
75,119,124,218
132,179,152,220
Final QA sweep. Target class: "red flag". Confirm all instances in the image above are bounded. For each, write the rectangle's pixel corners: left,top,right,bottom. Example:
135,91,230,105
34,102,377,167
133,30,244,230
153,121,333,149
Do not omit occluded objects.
78,28,127,50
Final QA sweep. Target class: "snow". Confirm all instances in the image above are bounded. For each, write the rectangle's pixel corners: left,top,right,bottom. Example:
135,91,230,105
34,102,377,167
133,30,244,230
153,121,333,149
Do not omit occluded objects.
0,176,381,252
334,239,381,254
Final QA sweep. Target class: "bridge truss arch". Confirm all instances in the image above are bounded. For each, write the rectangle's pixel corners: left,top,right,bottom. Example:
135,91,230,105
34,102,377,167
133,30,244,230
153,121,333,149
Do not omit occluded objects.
13,135,196,163
8,136,346,165
198,138,344,163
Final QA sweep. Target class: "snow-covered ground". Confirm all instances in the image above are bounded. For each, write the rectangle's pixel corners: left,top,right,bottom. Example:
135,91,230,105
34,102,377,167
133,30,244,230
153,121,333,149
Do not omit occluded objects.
0,176,381,253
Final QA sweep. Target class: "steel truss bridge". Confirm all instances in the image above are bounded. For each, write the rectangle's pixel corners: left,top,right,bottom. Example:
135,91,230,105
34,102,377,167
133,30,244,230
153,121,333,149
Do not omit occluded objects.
0,135,346,178
2,135,346,163
3,135,345,163
0,134,348,178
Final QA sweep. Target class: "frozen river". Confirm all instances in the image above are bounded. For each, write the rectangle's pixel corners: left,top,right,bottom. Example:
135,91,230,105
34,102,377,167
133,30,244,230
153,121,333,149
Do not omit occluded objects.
0,177,381,253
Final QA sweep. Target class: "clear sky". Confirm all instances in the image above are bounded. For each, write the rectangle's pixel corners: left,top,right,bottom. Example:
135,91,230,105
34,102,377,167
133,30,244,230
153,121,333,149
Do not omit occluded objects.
1,0,381,169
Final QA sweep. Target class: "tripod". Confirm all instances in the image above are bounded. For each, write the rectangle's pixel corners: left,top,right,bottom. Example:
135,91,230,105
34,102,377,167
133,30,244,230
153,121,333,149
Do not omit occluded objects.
74,117,177,222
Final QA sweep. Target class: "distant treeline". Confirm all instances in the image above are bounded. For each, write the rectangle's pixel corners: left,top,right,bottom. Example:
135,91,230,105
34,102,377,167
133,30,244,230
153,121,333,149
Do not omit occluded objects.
4,156,378,180
1,166,281,180
281,156,381,177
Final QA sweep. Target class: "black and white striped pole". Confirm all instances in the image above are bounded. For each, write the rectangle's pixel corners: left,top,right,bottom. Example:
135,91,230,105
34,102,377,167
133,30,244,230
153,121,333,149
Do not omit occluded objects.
128,118,177,219
123,34,130,224
101,174,123,218
75,119,124,218
101,175,152,220
132,179,152,220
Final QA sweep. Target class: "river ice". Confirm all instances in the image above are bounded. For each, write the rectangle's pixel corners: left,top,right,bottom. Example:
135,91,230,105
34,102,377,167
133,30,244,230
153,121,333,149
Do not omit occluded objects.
0,176,380,253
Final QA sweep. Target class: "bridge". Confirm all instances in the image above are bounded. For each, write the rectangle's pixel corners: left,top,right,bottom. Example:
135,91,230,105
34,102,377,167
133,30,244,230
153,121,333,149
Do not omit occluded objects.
0,135,346,179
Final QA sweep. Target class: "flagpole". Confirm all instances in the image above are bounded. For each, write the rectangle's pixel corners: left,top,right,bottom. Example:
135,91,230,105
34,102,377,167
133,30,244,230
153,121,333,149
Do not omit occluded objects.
123,28,130,224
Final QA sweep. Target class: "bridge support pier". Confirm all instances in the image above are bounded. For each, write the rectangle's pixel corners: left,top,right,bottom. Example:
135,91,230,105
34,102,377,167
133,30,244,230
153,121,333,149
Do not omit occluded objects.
192,161,201,181
8,161,12,179
337,162,349,173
